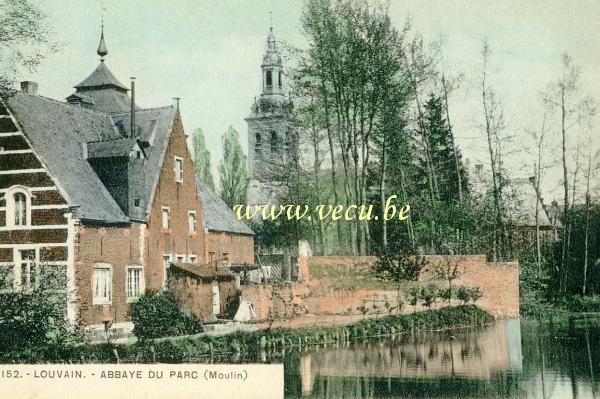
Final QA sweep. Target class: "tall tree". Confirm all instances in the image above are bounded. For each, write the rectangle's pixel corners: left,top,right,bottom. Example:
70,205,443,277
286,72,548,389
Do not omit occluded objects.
219,126,248,208
193,128,215,190
480,40,506,261
300,0,405,255
0,0,57,94
542,53,596,291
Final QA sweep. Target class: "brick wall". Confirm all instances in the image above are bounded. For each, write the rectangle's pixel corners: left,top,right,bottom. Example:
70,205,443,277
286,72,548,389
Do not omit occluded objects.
240,283,305,321
75,224,142,325
168,271,238,320
204,231,254,265
298,255,520,318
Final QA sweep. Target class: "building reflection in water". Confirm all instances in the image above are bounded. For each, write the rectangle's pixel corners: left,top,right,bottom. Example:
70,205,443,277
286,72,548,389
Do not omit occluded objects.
298,319,522,397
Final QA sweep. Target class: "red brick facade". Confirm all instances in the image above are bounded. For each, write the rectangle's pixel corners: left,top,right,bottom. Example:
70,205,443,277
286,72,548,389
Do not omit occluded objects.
204,231,254,265
75,113,209,326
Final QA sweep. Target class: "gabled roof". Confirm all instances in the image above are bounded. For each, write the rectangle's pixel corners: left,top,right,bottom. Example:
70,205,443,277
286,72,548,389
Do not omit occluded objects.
197,179,254,236
75,61,128,91
5,92,128,223
5,91,178,225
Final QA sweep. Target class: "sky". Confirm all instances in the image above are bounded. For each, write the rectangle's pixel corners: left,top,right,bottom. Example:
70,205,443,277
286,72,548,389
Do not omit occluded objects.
23,0,600,201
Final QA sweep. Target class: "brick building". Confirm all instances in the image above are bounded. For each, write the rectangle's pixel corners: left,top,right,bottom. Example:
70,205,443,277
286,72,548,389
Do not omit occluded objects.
197,180,254,266
0,28,250,329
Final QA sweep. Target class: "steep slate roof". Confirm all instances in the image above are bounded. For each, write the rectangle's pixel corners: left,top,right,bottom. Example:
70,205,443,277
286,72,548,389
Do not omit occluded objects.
87,138,136,158
197,179,254,236
70,62,132,114
6,92,128,223
75,61,128,91
111,106,176,215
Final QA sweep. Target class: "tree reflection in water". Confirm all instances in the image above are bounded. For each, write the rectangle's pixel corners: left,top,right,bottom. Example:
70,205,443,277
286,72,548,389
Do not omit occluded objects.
278,315,600,398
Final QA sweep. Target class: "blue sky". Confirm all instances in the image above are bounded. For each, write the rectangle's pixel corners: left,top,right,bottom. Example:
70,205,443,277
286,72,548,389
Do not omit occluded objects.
24,0,600,200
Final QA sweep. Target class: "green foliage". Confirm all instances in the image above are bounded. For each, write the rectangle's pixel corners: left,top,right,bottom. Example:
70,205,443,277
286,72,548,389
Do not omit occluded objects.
130,291,203,341
408,287,420,309
0,265,74,353
0,0,57,95
439,287,452,303
0,305,493,363
219,126,248,208
420,284,438,308
373,253,427,282
456,286,470,304
561,295,600,313
193,127,215,190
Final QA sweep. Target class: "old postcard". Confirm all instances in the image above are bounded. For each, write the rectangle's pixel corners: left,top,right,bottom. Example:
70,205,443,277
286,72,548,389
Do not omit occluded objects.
0,0,599,398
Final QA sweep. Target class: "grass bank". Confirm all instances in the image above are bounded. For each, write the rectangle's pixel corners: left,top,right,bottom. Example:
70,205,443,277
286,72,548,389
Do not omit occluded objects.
0,305,493,363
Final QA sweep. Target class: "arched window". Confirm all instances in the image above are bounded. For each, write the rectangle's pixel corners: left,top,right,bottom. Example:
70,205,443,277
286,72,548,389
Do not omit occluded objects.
278,71,282,89
5,186,31,228
270,131,278,154
255,133,262,156
14,193,26,226
266,70,272,89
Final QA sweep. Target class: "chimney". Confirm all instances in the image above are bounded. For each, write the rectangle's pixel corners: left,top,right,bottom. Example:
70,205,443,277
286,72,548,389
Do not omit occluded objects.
130,77,136,139
20,81,38,95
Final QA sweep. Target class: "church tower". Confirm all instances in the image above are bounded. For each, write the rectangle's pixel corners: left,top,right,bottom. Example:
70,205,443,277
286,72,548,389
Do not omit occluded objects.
245,26,293,207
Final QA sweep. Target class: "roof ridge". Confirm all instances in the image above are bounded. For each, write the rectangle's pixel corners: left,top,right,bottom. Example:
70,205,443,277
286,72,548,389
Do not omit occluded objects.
111,105,175,115
23,92,117,118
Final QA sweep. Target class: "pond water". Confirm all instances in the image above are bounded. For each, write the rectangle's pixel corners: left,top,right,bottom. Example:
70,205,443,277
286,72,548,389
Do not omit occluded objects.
280,315,600,398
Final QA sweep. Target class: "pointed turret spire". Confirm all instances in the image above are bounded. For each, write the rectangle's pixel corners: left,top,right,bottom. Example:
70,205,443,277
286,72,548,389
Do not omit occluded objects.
97,23,108,60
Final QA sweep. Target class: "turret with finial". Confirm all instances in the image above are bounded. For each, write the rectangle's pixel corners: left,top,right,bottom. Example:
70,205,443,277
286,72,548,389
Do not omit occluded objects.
97,16,108,60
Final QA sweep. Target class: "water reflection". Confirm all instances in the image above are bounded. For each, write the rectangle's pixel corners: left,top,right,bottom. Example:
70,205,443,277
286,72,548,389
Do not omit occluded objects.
283,315,600,398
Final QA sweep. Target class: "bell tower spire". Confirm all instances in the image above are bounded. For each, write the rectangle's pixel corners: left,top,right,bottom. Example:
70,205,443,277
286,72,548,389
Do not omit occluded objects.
97,12,108,60
261,18,284,98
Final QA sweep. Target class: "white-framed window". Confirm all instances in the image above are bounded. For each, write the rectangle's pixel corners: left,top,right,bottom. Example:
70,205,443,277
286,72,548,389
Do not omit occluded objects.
176,254,185,264
188,211,196,233
126,265,144,302
18,248,37,291
174,156,183,182
93,263,112,305
162,206,170,229
162,254,172,289
5,186,31,228
189,255,197,264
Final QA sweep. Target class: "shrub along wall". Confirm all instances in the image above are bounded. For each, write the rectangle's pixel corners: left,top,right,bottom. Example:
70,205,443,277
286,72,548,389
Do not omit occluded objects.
0,305,493,363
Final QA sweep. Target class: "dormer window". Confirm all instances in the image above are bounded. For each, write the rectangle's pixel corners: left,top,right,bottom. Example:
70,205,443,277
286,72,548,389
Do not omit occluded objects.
174,156,183,182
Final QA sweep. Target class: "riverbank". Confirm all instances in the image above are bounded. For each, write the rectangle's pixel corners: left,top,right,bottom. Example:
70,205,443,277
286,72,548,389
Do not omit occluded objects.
0,305,493,363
